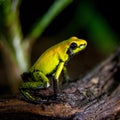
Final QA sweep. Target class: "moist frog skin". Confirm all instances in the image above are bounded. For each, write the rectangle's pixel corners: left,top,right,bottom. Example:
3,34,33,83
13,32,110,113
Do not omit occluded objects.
19,36,87,103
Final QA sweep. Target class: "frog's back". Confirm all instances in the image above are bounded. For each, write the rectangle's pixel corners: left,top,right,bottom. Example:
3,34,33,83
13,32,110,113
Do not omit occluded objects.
29,37,83,75
30,40,68,75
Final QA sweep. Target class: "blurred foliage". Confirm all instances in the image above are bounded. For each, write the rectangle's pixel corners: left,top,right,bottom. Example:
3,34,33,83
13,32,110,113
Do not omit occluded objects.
0,0,73,93
75,1,118,54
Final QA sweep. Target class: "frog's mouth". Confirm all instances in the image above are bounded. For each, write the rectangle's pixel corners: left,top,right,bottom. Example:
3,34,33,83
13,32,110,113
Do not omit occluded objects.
79,43,87,49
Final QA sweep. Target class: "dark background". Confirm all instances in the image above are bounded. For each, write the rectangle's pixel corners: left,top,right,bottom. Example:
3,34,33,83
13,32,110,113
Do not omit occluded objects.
20,0,120,38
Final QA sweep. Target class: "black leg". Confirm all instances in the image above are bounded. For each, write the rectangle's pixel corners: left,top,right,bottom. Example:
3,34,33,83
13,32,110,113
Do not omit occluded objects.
53,78,59,99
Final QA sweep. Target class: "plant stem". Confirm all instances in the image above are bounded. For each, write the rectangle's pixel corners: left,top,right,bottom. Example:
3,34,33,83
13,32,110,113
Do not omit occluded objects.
3,0,29,72
25,0,73,48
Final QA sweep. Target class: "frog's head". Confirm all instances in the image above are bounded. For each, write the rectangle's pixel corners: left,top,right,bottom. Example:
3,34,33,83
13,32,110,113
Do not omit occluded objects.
67,36,87,57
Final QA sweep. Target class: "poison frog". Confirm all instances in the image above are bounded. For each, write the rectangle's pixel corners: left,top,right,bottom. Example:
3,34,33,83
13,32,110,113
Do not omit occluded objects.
19,37,87,103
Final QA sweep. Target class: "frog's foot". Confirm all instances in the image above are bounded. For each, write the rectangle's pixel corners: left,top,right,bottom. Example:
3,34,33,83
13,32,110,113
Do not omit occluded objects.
56,93,64,99
32,98,49,104
50,93,64,102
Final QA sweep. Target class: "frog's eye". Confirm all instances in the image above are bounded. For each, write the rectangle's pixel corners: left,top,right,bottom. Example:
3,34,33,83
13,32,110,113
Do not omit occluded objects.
70,42,77,49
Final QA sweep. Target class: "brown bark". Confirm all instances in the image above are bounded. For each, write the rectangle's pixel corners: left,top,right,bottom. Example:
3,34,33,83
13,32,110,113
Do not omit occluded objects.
0,47,120,120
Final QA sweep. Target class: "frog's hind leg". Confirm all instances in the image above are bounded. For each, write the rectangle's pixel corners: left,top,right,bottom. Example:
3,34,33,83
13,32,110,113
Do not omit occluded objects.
19,71,50,103
19,81,49,103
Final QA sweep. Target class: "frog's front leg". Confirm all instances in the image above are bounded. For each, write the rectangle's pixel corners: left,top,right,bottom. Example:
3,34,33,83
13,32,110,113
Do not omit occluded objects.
53,61,64,98
19,71,50,103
